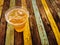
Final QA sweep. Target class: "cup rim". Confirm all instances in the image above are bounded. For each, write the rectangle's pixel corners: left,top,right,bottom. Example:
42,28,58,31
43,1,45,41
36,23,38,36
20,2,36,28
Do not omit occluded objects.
5,6,29,26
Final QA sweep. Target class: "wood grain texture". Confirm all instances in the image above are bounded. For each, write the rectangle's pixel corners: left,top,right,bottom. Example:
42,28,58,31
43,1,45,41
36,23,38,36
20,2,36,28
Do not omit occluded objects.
5,0,15,45
23,20,32,45
0,0,60,45
36,0,58,45
55,0,60,9
14,0,24,45
0,0,10,45
31,0,49,45
5,24,14,45
46,0,60,32
0,0,4,18
15,0,21,6
14,31,24,45
21,0,27,8
46,0,60,37
21,0,32,45
41,0,60,45
49,0,60,18
26,0,41,45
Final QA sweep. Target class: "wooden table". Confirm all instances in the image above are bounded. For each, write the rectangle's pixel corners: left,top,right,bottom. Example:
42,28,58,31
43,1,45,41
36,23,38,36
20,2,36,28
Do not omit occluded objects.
0,0,60,45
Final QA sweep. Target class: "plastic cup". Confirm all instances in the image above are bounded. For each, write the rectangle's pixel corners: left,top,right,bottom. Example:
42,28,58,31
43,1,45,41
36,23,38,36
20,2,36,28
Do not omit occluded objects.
5,7,29,32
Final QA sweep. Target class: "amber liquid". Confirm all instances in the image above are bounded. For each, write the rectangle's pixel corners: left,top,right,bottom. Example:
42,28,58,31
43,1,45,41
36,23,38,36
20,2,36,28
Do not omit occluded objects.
7,8,28,32
10,19,26,32
8,9,28,32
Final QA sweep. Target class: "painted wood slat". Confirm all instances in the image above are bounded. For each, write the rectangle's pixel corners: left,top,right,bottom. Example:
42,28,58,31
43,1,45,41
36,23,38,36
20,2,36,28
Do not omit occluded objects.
21,0,27,8
21,0,32,45
0,0,10,44
41,0,60,45
0,0,4,18
14,0,23,45
5,24,14,45
23,20,32,45
26,0,42,45
31,0,49,45
5,0,15,45
10,0,15,7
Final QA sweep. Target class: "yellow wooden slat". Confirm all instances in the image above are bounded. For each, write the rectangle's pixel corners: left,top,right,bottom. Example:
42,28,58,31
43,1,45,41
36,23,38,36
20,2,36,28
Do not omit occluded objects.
23,20,32,45
21,0,32,45
0,0,4,6
0,0,4,17
41,0,60,45
21,0,27,8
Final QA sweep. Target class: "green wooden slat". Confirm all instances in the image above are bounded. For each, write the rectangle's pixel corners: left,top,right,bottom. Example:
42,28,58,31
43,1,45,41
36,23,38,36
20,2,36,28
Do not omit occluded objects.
50,0,60,18
31,0,49,45
5,0,15,45
5,24,14,45
10,0,15,7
